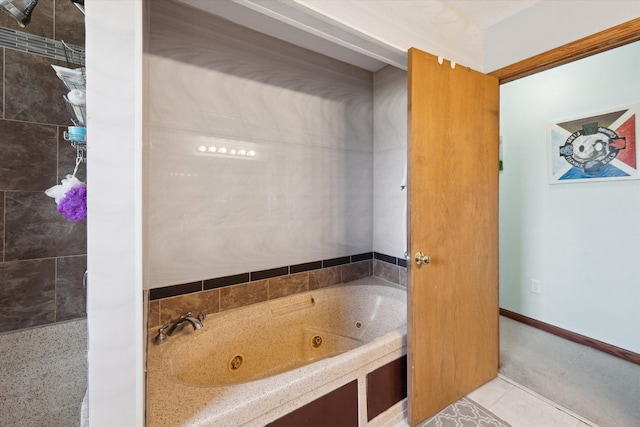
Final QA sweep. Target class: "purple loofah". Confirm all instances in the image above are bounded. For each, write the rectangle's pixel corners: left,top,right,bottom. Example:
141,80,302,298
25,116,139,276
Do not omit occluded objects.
57,184,87,221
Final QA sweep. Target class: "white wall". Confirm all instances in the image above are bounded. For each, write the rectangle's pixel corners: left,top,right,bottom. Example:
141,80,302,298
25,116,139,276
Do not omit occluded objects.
86,0,144,425
373,66,408,258
499,41,640,353
145,0,373,288
484,1,640,72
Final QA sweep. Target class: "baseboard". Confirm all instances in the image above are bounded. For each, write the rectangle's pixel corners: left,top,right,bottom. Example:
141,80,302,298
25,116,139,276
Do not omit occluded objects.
500,308,640,366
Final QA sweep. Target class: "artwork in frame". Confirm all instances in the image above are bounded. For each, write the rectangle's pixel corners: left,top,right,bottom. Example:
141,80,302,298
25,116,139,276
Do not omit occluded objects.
548,105,638,184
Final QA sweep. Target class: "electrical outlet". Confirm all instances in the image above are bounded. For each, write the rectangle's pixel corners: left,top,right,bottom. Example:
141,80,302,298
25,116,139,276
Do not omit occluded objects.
531,279,541,294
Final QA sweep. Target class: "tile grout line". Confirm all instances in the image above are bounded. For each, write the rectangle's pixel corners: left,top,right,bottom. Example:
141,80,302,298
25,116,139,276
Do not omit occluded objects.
469,377,514,409
2,190,4,264
57,124,60,187
53,257,58,322
497,373,600,426
2,46,4,120
52,0,56,42
0,116,70,127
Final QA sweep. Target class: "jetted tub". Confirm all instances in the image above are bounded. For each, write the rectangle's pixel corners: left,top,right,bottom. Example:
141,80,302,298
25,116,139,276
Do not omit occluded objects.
147,276,408,426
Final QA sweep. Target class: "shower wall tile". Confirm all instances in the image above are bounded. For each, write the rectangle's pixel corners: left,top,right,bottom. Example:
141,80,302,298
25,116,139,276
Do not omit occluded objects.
4,191,86,261
268,272,309,300
4,50,68,125
0,49,3,118
0,258,55,333
54,0,85,46
0,7,85,335
58,126,86,182
0,1,54,39
55,255,86,321
158,288,220,325
220,280,269,312
0,119,58,191
0,191,4,261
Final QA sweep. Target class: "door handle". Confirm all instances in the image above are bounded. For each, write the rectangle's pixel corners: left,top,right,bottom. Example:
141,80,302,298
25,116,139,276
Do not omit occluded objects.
414,252,431,266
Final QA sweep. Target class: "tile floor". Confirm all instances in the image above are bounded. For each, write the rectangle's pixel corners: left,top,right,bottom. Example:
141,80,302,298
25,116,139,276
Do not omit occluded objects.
395,314,640,427
466,375,593,427
394,312,639,427
393,376,593,427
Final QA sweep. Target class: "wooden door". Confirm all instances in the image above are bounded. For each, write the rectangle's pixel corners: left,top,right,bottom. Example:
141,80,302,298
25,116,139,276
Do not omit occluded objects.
407,47,499,426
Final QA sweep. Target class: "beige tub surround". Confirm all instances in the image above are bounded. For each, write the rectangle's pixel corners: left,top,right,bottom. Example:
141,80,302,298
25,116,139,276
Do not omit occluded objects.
147,277,407,426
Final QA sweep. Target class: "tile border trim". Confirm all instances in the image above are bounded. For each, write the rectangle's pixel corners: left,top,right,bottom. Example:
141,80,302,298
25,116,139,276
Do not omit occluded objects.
149,251,409,301
149,252,381,301
0,27,84,64
374,251,407,267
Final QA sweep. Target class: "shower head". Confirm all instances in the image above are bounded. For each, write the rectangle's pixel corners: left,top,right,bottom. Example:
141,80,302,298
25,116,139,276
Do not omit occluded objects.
0,0,39,28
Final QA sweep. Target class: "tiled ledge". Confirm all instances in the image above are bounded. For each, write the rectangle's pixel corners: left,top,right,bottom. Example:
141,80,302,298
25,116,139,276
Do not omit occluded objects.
147,252,408,329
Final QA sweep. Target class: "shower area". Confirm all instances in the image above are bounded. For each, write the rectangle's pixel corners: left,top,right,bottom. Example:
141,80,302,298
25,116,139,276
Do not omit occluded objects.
0,1,87,425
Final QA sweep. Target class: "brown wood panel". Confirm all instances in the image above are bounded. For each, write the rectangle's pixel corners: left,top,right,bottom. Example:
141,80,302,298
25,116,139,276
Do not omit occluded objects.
490,17,640,83
267,380,358,427
408,48,499,426
367,355,408,421
500,309,640,365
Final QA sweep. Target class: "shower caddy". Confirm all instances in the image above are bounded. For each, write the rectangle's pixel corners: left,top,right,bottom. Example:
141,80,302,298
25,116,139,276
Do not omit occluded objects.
55,41,87,164
44,41,87,222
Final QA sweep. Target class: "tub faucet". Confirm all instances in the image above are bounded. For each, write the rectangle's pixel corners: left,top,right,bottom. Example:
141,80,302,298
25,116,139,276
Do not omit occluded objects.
167,312,206,336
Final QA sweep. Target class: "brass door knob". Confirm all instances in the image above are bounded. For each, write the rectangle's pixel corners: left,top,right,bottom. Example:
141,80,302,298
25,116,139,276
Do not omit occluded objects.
414,252,431,266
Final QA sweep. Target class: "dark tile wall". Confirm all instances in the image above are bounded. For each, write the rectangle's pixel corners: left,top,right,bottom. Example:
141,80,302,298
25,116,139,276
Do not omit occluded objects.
373,253,408,287
0,258,55,332
0,1,53,38
54,0,85,45
4,50,69,124
0,7,86,334
0,0,84,44
147,251,410,329
148,257,374,328
0,50,3,117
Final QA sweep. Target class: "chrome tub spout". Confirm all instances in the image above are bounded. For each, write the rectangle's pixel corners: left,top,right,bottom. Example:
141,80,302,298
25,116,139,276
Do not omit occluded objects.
167,312,206,336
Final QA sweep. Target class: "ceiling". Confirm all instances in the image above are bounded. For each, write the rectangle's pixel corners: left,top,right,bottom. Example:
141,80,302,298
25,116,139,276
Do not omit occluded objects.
178,0,542,71
442,0,541,30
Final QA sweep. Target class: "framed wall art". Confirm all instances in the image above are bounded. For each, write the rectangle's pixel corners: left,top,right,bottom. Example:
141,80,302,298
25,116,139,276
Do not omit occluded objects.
548,105,638,184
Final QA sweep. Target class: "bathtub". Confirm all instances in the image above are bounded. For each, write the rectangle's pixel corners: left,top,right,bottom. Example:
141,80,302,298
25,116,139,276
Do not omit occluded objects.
146,276,407,426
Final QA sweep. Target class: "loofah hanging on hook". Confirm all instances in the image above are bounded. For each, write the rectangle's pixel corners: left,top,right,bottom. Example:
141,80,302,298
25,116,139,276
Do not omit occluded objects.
45,156,87,222
57,179,86,221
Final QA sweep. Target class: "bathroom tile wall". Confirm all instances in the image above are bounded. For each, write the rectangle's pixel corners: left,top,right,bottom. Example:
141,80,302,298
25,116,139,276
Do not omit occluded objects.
0,0,84,45
148,257,374,328
146,250,410,329
146,0,373,289
373,258,408,288
0,2,85,334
